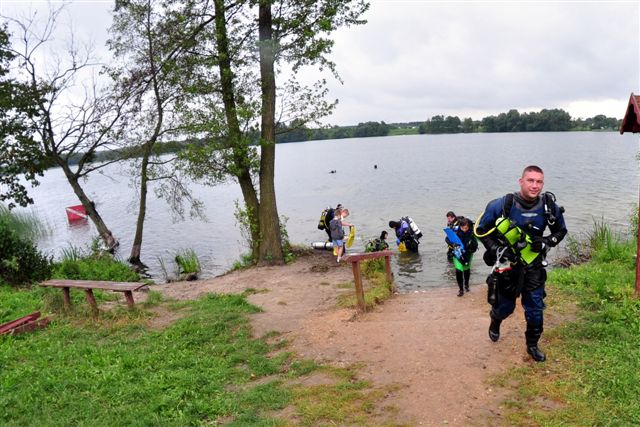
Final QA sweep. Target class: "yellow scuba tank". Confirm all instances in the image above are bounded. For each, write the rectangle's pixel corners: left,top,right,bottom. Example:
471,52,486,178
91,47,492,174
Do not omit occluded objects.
494,217,542,265
346,226,355,248
317,208,329,230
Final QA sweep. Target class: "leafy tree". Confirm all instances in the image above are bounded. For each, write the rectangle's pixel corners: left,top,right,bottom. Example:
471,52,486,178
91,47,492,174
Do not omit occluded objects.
108,0,205,266
133,0,368,264
353,121,389,137
5,7,129,250
0,25,44,209
462,117,476,133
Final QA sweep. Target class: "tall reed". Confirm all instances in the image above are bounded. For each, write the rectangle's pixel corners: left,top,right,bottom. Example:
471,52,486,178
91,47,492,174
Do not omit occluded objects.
0,205,50,241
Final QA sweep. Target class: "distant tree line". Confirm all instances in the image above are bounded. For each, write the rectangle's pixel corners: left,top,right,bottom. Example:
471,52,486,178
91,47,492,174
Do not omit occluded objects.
273,108,622,143
417,109,621,134
276,120,390,143
57,108,624,166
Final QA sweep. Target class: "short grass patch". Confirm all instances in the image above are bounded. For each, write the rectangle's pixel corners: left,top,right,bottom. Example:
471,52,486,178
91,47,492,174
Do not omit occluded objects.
1,289,397,425
492,235,640,425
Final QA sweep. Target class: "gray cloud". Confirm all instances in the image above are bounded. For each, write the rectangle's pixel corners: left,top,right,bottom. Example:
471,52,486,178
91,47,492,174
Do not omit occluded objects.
320,1,639,124
4,1,638,125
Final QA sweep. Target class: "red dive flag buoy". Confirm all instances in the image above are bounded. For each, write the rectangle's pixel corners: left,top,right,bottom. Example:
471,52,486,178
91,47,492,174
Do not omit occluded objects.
65,204,88,222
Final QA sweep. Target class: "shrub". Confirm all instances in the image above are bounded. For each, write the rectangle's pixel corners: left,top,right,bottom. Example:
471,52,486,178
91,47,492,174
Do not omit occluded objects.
174,249,201,275
0,216,52,285
52,243,139,282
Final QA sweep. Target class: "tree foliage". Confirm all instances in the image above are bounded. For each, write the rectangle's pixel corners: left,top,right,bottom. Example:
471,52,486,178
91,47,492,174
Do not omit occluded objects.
4,7,128,249
0,25,46,209
110,0,368,264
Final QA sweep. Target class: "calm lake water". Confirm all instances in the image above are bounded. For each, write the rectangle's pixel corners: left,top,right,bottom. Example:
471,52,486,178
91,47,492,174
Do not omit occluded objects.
19,131,640,292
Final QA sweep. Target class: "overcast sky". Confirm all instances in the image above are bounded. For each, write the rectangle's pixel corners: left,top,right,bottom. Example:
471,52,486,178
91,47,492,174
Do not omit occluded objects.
2,0,639,126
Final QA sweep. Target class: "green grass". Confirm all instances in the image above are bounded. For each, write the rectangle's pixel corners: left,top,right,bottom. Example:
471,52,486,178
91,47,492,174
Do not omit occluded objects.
0,290,397,425
388,127,419,136
174,248,201,274
493,225,640,425
0,285,47,323
232,252,256,271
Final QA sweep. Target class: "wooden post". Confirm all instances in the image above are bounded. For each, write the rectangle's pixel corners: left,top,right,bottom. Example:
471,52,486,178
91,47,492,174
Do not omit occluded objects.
124,291,135,308
618,93,640,295
351,260,366,312
384,255,393,283
636,196,640,295
84,289,99,319
342,251,396,313
63,287,71,311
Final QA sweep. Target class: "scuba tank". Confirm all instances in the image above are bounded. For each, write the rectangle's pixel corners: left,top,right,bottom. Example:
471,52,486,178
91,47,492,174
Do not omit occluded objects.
311,241,333,250
317,208,329,230
494,217,543,265
405,217,423,239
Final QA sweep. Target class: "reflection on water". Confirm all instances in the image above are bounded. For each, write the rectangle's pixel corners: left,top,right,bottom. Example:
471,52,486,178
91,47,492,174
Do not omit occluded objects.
395,250,424,289
20,131,640,292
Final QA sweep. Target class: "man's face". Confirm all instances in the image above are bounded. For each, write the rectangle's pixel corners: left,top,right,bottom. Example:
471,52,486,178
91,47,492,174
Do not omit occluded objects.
447,215,455,224
519,170,544,201
460,223,469,232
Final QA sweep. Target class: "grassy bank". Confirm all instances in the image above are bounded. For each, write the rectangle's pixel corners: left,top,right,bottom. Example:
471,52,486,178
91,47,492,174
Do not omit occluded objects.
495,226,640,425
0,289,396,426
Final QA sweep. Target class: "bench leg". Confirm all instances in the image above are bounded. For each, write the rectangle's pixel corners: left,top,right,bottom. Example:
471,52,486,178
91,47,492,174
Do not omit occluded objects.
351,260,366,313
124,291,135,308
84,289,99,319
63,287,71,311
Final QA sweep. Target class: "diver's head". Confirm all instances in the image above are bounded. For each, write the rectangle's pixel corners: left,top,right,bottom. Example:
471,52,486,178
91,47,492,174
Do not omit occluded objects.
519,165,544,201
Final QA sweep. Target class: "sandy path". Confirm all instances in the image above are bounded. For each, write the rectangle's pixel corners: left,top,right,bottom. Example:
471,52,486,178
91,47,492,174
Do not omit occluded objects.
155,251,537,426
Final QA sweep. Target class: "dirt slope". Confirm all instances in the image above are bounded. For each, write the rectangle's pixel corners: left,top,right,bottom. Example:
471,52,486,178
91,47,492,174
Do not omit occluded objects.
155,251,539,426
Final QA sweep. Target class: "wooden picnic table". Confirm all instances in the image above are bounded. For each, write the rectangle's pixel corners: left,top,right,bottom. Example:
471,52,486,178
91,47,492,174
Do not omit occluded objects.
341,251,395,313
40,280,147,317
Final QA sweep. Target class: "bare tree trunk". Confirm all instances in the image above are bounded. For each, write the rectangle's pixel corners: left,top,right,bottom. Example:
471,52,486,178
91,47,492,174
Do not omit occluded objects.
257,1,283,264
237,173,261,261
59,163,118,251
214,0,261,260
128,143,152,266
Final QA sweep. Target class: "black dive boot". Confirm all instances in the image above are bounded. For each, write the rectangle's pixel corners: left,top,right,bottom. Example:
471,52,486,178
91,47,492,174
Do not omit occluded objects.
525,323,546,362
488,313,501,342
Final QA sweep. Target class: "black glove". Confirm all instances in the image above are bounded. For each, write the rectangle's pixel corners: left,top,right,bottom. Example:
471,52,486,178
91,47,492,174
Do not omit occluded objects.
530,236,550,252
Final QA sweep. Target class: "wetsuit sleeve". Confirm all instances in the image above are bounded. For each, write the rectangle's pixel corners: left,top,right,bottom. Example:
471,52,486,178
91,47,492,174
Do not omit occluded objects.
545,203,567,246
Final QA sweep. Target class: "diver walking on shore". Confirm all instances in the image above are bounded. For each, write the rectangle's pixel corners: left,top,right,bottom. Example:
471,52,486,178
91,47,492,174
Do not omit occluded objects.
446,217,478,296
474,165,567,362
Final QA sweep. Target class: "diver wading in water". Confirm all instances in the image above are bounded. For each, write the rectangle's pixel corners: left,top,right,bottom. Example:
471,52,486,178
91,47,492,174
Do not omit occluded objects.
474,165,567,362
389,217,423,253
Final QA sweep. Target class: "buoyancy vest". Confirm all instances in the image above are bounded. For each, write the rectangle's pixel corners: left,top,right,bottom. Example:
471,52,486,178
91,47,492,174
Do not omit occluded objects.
482,192,564,265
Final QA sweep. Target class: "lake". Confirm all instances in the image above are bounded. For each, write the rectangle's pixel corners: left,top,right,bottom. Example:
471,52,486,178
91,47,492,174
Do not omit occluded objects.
19,131,640,292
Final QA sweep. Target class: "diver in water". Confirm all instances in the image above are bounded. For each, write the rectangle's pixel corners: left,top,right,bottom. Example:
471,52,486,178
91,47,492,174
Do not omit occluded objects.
365,230,389,252
389,217,423,253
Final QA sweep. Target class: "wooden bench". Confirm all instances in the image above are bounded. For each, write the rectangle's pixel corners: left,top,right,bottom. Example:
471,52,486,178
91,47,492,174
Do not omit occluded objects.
0,311,50,335
342,251,395,313
40,280,147,317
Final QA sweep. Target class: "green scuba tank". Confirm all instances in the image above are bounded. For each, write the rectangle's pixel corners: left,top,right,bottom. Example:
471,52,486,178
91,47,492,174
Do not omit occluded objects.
494,217,542,265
